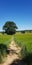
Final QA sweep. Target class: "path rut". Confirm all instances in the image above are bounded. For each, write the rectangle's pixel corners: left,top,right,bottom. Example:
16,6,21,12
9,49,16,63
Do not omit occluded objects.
0,37,21,65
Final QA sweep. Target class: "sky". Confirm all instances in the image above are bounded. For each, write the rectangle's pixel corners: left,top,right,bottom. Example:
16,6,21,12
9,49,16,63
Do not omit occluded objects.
0,0,32,31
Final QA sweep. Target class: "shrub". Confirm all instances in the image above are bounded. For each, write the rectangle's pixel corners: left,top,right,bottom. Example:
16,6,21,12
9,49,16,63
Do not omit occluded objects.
0,44,8,63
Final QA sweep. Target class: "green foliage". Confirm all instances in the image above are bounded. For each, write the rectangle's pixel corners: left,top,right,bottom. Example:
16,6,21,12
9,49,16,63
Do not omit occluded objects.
3,21,17,35
21,31,25,33
0,44,8,63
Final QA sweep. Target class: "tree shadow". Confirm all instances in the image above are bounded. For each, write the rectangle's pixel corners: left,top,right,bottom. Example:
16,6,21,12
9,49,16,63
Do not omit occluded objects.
9,53,32,65
7,48,18,55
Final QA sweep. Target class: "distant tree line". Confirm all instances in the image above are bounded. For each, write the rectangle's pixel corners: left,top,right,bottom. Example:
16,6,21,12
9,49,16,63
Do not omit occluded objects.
16,30,32,34
21,30,32,33
0,30,32,34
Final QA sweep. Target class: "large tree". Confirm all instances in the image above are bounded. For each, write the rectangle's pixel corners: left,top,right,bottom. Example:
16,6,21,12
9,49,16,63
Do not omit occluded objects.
3,21,17,35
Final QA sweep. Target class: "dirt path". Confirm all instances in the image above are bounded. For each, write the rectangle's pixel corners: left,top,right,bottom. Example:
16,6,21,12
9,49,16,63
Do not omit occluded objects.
0,37,21,65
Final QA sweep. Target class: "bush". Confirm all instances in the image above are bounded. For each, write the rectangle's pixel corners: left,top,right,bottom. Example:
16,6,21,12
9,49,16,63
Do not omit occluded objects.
21,31,25,33
0,44,8,63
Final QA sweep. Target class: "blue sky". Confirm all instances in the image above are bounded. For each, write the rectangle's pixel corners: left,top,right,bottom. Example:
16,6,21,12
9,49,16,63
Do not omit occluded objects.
0,0,32,31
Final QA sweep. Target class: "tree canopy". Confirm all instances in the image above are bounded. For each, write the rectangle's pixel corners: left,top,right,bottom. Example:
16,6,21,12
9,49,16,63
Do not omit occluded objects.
3,21,18,35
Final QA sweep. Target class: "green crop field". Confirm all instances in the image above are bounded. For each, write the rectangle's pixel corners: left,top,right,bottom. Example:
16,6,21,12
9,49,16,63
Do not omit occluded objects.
14,33,32,53
0,33,12,46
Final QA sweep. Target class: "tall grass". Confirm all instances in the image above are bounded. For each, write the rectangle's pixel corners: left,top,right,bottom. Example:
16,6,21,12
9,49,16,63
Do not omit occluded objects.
14,33,32,65
0,33,12,46
14,33,32,53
